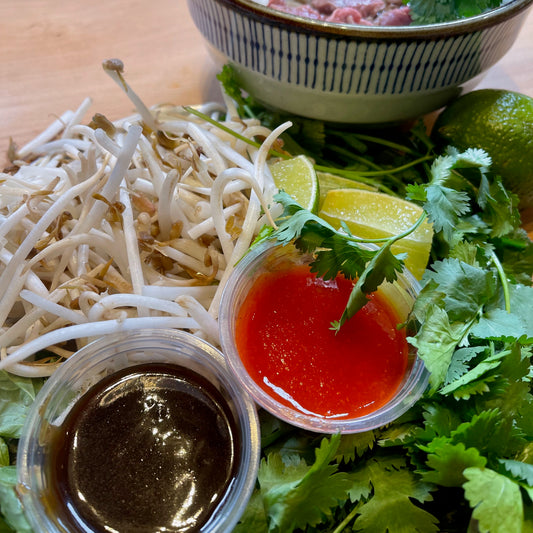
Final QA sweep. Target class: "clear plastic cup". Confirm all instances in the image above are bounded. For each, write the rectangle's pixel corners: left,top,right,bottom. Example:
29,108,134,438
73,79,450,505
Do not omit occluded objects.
218,241,430,434
17,329,260,532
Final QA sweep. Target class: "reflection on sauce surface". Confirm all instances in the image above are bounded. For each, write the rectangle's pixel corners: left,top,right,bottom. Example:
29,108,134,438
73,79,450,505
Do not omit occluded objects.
46,363,239,533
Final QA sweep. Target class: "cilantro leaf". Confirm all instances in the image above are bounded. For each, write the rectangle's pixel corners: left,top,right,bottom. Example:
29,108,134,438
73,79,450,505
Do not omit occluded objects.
443,345,486,387
497,342,531,382
378,423,421,448
267,191,409,330
233,491,269,533
450,409,513,458
420,442,487,487
348,456,439,533
312,235,375,281
472,308,533,343
414,148,504,245
439,346,508,395
420,403,463,439
333,241,404,331
449,376,499,400
485,378,533,455
477,177,521,237
447,240,481,265
404,182,427,203
409,0,502,25
499,459,533,487
407,253,517,393
425,182,470,242
419,154,472,241
463,467,524,533
421,257,496,321
336,432,375,464
408,303,473,392
258,434,353,532
471,284,533,343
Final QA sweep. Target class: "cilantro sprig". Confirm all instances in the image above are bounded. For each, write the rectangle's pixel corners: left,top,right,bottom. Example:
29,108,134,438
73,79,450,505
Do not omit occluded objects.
256,191,426,332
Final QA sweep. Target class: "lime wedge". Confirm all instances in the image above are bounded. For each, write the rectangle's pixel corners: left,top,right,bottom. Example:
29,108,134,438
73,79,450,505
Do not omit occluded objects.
319,188,434,279
270,155,319,214
317,171,376,209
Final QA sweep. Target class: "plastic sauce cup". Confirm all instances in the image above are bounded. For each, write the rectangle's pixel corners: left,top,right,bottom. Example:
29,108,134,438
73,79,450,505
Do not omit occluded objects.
17,329,260,533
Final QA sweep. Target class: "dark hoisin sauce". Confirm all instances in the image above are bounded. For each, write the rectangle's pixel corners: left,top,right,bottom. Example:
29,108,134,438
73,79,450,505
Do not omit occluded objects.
45,362,240,533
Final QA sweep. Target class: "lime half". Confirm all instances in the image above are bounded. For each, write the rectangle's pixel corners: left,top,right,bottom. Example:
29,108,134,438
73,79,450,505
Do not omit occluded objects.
270,155,320,213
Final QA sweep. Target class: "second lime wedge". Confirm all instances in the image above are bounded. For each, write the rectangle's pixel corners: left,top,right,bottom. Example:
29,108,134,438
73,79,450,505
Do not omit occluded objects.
317,171,377,209
319,188,434,279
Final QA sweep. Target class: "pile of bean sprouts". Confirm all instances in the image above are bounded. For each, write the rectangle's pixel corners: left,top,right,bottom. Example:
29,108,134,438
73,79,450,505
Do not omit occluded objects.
0,59,290,378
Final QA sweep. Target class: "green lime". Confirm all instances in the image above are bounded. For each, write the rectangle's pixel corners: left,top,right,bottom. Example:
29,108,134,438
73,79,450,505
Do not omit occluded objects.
433,89,533,208
319,188,434,279
270,155,320,213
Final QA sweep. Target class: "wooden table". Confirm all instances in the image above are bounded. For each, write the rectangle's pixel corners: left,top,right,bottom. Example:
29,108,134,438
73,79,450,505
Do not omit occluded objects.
1,0,532,229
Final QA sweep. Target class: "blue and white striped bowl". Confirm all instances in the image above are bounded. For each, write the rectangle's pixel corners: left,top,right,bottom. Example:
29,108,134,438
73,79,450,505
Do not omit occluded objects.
187,0,533,123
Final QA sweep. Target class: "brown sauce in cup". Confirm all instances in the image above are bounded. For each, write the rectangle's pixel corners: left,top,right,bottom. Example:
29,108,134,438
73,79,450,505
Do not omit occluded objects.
45,362,240,532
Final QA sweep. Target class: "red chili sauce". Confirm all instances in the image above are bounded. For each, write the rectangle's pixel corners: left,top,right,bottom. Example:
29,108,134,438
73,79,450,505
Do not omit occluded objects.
235,265,408,419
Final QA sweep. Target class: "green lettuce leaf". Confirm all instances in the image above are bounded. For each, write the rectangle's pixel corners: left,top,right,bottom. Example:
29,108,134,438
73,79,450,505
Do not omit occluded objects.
0,372,43,439
0,466,32,533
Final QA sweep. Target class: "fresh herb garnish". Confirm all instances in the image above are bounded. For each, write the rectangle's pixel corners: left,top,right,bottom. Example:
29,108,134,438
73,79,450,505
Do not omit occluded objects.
255,191,423,332
219,66,533,532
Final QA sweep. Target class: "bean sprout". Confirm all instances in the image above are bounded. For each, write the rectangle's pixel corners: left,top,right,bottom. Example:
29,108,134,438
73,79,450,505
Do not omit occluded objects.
0,60,289,376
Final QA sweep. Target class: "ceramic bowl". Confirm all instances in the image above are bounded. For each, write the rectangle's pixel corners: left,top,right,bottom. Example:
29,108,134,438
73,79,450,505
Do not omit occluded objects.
187,0,533,123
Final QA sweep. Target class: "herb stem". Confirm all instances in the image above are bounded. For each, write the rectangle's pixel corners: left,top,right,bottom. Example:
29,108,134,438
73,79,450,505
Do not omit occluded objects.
326,144,374,166
316,155,432,180
356,154,434,176
390,210,428,242
314,164,398,196
331,501,362,533
329,131,368,153
184,106,429,201
499,237,528,250
326,144,405,188
352,132,422,156
489,250,511,313
184,106,258,146
344,211,428,245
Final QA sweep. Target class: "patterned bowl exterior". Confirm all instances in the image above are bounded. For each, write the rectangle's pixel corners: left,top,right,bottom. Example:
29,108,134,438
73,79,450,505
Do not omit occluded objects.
187,0,533,123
